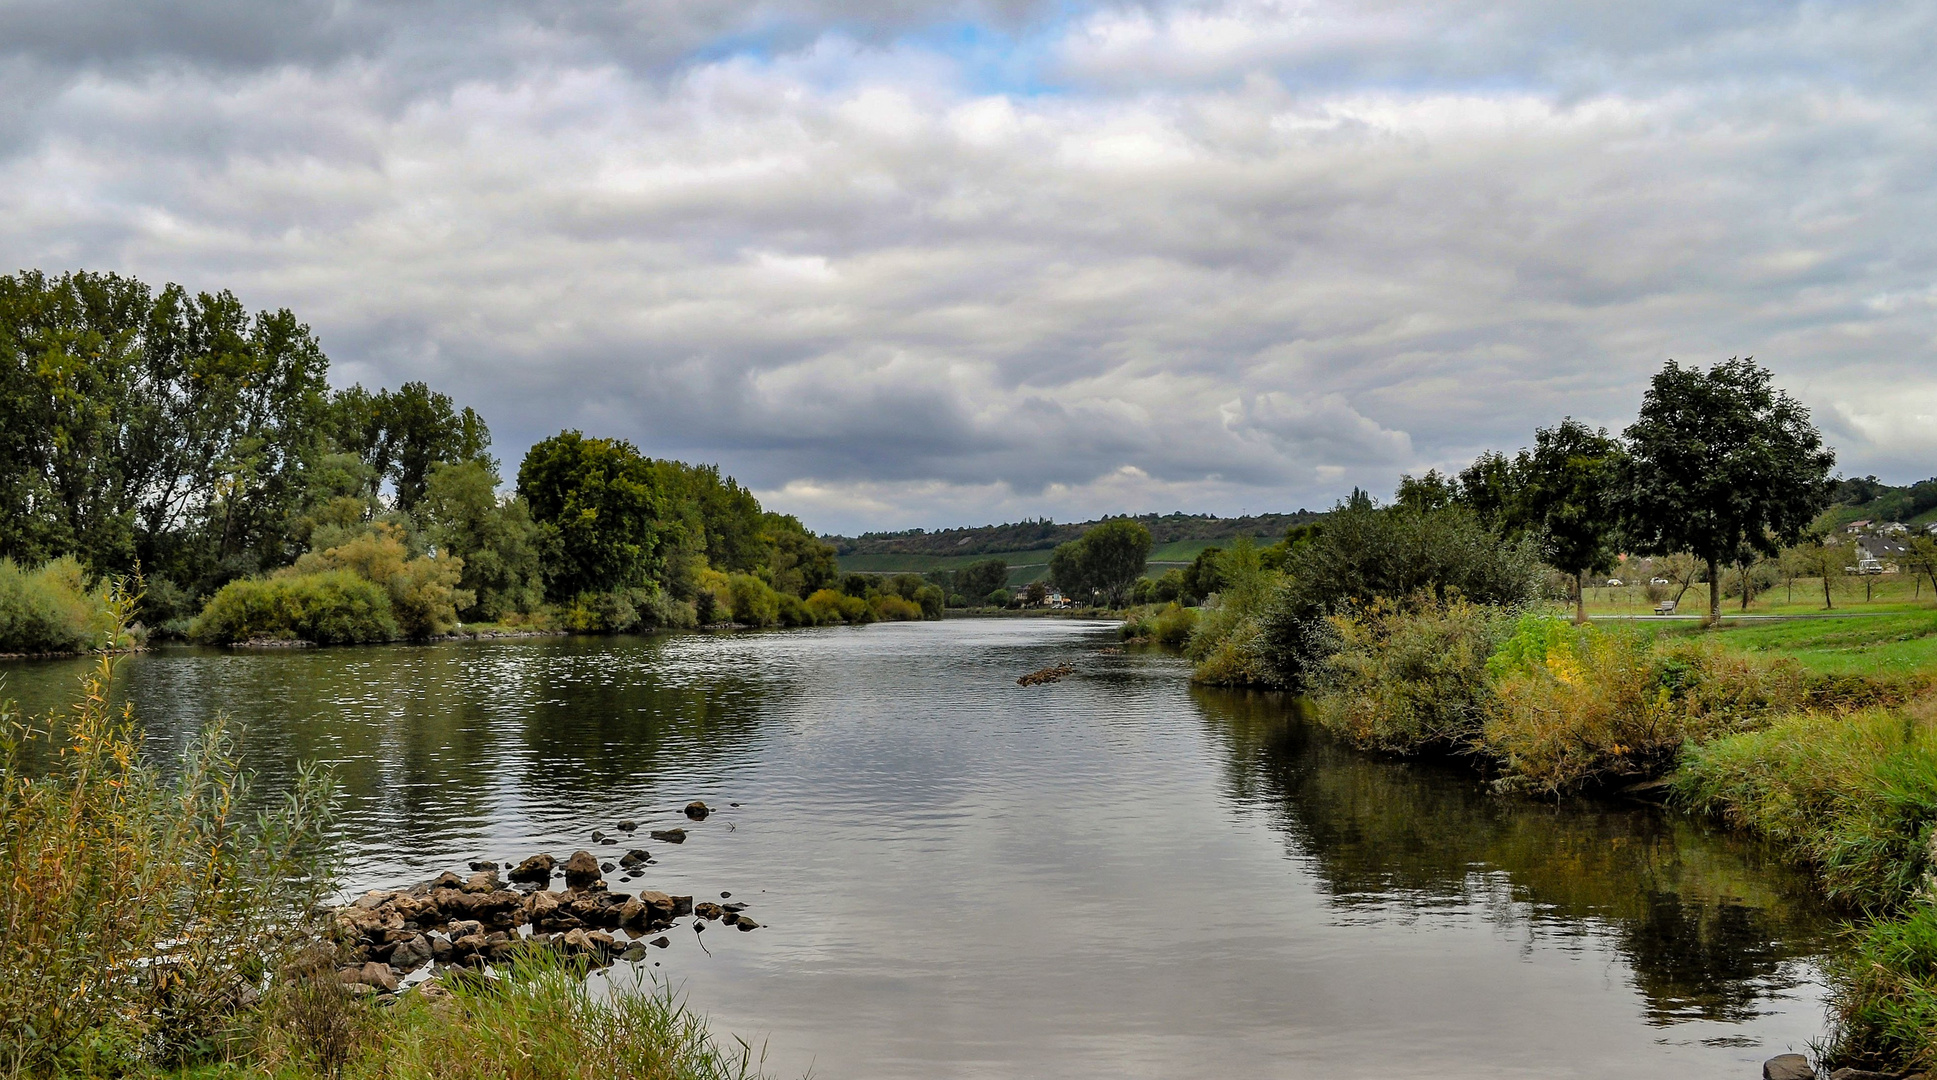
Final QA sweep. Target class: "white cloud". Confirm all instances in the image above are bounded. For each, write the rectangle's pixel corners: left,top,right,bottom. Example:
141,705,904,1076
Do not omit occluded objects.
2,0,1934,534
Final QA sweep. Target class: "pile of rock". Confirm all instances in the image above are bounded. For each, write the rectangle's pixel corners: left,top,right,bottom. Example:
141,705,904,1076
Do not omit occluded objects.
330,848,750,994
1016,663,1076,686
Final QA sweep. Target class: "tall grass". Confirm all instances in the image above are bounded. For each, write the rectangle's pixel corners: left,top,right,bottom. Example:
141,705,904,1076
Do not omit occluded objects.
0,616,337,1072
258,953,768,1080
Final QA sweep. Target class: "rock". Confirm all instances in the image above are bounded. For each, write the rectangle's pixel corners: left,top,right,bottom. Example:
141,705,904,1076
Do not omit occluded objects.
617,820,638,831
692,920,705,933
562,928,592,953
721,912,741,927
694,902,724,921
620,943,649,961
585,930,616,955
650,936,670,948
736,918,759,931
1765,1055,1815,1080
462,870,501,894
467,860,500,871
354,961,399,992
508,853,555,884
635,890,677,921
601,861,616,873
525,890,564,925
670,895,693,917
389,934,433,972
650,828,687,844
447,919,483,940
430,936,453,964
430,871,464,890
722,902,747,912
352,890,393,911
684,801,710,820
720,891,731,899
730,802,741,807
619,849,651,869
564,850,602,890
591,831,606,843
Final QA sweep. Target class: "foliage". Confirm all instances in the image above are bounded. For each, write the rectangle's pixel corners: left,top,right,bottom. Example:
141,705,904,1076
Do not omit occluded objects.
1623,357,1837,622
0,642,336,1072
419,460,546,622
1485,618,1809,795
870,594,925,621
804,588,872,625
0,270,331,592
725,574,781,628
1825,900,1937,1073
327,380,490,514
518,432,665,600
190,570,399,644
1049,520,1154,607
0,556,132,654
1278,496,1545,616
1309,597,1506,754
1180,547,1224,605
1523,419,1628,622
291,525,469,638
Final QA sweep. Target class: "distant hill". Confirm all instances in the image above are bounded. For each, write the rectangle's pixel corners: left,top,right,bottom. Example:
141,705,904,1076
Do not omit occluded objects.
1821,476,1937,529
825,510,1319,558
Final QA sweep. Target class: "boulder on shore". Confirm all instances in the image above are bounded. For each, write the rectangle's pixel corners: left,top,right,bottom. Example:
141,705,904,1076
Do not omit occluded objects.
509,853,555,884
563,849,602,890
1764,1056,1814,1080
650,827,687,844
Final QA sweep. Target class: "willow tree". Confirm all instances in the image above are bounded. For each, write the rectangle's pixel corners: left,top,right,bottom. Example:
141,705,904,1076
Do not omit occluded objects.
1622,359,1835,625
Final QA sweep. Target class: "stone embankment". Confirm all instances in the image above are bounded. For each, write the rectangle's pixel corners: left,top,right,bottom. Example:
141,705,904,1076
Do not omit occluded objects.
332,813,754,995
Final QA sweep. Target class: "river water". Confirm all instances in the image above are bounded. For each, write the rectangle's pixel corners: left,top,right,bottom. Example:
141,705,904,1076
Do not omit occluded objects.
2,619,1832,1078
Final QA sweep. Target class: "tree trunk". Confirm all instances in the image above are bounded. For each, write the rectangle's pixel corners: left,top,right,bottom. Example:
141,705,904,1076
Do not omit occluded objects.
1822,570,1833,610
1739,560,1751,612
1575,569,1587,625
1706,556,1721,626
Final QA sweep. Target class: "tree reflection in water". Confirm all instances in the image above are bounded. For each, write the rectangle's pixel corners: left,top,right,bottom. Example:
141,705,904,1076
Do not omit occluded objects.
1191,685,1832,1025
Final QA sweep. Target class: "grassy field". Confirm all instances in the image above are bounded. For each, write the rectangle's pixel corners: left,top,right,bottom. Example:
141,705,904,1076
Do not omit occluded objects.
1583,573,1937,618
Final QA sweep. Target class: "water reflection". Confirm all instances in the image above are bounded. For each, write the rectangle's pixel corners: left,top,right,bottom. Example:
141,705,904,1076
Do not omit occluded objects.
1193,685,1832,1025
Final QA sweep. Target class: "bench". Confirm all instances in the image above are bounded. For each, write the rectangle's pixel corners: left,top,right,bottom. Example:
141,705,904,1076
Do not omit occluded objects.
1654,600,1677,615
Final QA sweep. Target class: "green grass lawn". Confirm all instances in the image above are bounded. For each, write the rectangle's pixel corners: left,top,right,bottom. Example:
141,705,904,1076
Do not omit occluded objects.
1607,608,1937,677
837,538,1224,587
1583,573,1937,618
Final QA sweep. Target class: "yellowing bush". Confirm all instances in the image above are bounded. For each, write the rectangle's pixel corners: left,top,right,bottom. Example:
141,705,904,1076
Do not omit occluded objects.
805,589,871,625
0,556,130,654
1485,618,1809,795
871,594,924,621
190,571,398,644
1312,597,1502,753
291,525,470,638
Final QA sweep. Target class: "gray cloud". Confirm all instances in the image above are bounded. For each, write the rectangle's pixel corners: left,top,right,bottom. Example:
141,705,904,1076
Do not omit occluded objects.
1,0,1934,533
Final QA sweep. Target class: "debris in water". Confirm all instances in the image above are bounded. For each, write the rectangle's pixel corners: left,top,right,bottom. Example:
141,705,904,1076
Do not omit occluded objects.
1017,664,1076,686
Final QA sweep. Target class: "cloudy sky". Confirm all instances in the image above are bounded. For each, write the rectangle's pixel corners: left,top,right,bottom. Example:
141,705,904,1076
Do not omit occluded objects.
3,0,1933,534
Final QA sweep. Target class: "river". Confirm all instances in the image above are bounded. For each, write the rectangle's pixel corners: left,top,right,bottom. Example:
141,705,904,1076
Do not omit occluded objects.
1,618,1832,1078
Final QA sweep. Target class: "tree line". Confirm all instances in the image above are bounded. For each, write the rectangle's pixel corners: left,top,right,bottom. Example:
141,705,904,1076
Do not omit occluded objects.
0,270,926,651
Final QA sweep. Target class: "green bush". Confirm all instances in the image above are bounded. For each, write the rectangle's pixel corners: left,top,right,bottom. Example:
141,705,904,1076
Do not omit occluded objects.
190,571,399,644
0,557,128,654
1826,900,1937,1071
1311,597,1505,754
871,594,924,621
805,588,872,625
726,574,781,627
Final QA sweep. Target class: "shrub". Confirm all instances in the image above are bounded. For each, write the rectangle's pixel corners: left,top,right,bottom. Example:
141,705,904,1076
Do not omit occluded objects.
804,588,872,625
986,588,1011,609
190,571,398,644
871,594,924,621
776,593,812,627
1311,597,1505,754
293,526,469,637
0,645,336,1071
1484,619,1810,795
726,574,780,627
1826,901,1937,1071
0,556,128,654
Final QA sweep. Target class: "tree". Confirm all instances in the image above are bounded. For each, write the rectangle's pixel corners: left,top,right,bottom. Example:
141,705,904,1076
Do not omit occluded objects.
1180,546,1225,605
419,459,545,621
327,381,490,514
516,431,665,600
1522,418,1627,624
1048,540,1090,602
1078,520,1154,607
956,558,1009,603
1455,450,1531,537
1622,358,1836,625
1394,470,1459,512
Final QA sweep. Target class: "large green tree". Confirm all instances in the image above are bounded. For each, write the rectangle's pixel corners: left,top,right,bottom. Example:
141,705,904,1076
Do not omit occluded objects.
1050,519,1152,608
327,380,490,514
0,270,331,589
1622,358,1836,624
1523,419,1628,624
516,431,665,600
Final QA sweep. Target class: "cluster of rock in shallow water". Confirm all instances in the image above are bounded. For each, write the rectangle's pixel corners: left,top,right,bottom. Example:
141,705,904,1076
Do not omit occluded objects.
331,801,756,995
